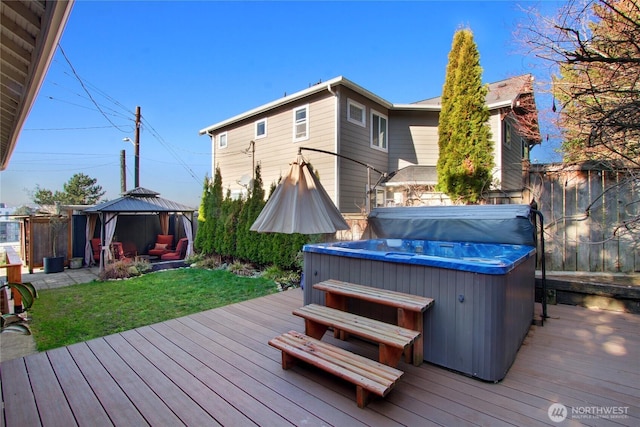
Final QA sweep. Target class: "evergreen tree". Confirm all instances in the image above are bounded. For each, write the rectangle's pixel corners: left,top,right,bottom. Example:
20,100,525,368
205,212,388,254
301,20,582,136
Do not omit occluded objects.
31,173,105,205
436,29,494,204
194,175,211,253
198,166,223,255
236,164,266,262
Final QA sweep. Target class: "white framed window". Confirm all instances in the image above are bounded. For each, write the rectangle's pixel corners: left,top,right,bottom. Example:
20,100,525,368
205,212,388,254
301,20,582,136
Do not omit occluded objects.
293,105,309,142
218,132,228,149
255,118,267,139
370,110,388,151
347,98,366,127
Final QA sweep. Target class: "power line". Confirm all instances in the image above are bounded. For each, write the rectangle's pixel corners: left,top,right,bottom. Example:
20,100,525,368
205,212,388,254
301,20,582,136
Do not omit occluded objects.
57,44,130,133
52,46,204,185
23,125,131,131
141,117,201,183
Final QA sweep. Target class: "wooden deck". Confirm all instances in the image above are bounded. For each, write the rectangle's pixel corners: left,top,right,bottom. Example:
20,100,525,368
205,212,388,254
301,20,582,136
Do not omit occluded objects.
1,288,638,426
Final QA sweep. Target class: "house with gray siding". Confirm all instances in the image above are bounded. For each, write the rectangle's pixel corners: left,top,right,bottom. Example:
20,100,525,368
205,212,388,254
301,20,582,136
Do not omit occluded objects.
199,75,539,213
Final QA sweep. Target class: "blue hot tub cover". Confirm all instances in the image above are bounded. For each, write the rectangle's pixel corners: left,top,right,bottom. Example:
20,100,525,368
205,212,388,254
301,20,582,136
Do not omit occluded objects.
368,204,535,246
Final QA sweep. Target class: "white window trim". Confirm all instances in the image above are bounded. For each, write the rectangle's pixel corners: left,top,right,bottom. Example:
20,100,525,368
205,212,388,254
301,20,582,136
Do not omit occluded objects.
347,98,366,127
370,109,388,152
292,104,309,142
218,132,228,149
255,118,267,140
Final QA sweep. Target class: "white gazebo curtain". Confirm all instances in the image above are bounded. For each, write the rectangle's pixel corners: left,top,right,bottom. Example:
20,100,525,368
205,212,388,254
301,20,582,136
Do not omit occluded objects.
100,212,118,270
181,214,194,257
84,214,98,266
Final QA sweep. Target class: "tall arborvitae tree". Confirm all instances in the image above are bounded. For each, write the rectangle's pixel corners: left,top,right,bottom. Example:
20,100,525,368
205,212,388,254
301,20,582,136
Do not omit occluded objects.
236,164,266,262
194,174,211,253
436,29,494,204
208,166,224,253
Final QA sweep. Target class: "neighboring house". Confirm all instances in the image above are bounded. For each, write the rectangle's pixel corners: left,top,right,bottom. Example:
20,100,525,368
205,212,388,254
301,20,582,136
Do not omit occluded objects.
199,75,540,214
0,204,20,243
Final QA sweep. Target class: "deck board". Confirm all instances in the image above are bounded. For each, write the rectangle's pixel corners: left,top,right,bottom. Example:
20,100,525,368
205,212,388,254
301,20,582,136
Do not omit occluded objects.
2,288,639,426
1,358,41,426
66,343,150,426
25,352,78,427
47,347,113,427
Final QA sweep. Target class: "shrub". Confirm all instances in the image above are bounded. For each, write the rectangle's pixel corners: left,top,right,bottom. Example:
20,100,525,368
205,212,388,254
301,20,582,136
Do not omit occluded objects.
192,255,222,270
227,261,258,277
261,265,301,291
99,259,151,280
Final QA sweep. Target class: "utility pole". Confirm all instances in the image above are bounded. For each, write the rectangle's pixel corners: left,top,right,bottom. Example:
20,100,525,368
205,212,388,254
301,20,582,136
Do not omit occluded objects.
120,149,127,193
134,105,141,188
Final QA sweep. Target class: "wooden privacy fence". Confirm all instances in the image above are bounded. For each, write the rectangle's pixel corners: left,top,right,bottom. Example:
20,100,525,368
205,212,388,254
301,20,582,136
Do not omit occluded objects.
20,215,71,273
346,162,638,274
526,163,638,273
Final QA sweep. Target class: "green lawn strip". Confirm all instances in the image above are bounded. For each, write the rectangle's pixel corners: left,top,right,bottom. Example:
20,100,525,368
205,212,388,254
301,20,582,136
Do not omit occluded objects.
29,268,278,351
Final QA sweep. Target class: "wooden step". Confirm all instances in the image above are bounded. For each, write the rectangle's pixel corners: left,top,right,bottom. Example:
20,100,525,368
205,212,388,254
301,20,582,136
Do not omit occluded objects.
269,330,404,408
293,304,420,367
314,279,434,312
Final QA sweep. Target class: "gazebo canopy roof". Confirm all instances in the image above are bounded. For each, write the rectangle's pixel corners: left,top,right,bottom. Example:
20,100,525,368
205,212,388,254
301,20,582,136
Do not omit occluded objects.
85,187,195,213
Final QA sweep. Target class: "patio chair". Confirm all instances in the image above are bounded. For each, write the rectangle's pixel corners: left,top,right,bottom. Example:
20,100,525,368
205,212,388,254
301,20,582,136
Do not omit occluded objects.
111,242,132,263
90,238,101,263
161,238,188,261
148,234,173,257
121,241,137,258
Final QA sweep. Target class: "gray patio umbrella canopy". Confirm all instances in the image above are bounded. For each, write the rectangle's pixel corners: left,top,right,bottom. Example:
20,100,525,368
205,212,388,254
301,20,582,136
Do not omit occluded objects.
250,155,349,234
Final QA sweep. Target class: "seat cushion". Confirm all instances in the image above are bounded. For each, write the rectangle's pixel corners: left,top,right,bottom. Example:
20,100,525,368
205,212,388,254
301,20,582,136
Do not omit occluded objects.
156,235,173,247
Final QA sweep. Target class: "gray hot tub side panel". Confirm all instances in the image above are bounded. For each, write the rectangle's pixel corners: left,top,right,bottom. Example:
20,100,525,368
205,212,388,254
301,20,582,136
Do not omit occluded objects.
303,252,535,381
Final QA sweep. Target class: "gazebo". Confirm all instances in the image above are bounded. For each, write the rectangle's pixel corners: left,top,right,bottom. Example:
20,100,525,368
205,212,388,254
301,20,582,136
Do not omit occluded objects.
84,187,196,270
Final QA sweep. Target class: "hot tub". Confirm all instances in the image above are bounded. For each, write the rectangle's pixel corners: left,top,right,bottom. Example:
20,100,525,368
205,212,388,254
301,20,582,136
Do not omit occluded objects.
302,238,536,381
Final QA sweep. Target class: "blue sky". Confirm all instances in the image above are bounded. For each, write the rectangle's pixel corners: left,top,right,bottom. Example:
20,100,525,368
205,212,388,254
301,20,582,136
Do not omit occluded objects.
1,0,563,208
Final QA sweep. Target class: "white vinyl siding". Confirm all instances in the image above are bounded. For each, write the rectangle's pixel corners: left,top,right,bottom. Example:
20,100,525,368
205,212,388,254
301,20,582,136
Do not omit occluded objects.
347,98,366,127
370,110,388,151
255,118,267,139
293,105,309,142
218,132,227,149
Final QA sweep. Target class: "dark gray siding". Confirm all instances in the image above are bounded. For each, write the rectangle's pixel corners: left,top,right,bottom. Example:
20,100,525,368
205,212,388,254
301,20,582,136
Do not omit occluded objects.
303,252,535,382
501,115,526,190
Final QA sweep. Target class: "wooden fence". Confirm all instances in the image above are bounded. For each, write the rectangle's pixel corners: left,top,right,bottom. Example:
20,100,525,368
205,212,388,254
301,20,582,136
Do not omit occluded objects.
526,163,639,273
20,215,71,273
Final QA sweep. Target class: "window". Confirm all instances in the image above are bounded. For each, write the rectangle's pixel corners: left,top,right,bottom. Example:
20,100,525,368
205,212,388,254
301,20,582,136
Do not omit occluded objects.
218,132,227,149
504,122,512,148
293,105,309,141
255,118,267,139
370,110,388,151
347,98,366,127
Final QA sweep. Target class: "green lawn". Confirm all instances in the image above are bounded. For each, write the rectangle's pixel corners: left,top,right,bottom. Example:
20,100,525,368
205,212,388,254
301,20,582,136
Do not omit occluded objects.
29,268,279,352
